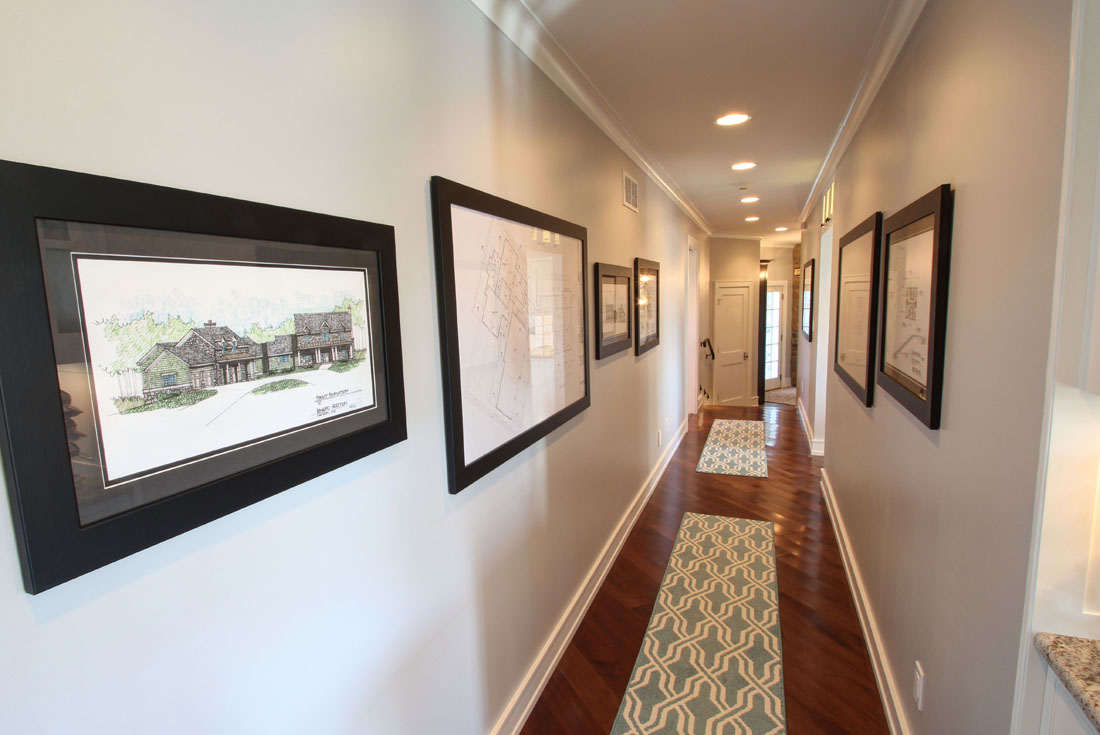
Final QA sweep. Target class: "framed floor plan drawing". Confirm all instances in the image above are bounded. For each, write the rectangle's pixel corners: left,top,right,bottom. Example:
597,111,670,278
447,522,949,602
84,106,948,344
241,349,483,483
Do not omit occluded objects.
595,262,632,358
430,177,590,494
834,212,883,406
635,258,660,355
0,160,407,593
877,184,953,429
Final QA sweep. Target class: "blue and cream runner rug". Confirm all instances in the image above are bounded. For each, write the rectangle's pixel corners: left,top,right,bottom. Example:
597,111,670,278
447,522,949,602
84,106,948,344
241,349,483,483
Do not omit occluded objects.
696,419,768,478
610,513,787,735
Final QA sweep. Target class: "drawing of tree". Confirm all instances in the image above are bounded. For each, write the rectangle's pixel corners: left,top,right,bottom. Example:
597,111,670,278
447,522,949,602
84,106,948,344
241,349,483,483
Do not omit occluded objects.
98,312,196,374
244,316,295,345
333,297,366,325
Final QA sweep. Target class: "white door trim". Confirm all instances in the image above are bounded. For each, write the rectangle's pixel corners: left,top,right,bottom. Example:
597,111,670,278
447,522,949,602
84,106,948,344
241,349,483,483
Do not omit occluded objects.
685,236,701,414
812,226,834,449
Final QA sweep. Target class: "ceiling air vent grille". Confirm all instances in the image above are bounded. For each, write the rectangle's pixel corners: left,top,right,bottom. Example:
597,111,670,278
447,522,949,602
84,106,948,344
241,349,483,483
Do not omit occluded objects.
622,171,639,212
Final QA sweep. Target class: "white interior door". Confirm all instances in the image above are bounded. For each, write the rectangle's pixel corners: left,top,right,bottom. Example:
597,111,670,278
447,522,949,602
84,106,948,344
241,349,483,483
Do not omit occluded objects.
713,281,752,405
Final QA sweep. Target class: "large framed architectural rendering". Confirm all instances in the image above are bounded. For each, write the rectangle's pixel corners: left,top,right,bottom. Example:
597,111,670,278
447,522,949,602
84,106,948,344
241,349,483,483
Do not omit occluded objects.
635,258,660,355
834,212,883,406
0,160,407,593
430,177,590,494
595,262,632,358
877,184,953,429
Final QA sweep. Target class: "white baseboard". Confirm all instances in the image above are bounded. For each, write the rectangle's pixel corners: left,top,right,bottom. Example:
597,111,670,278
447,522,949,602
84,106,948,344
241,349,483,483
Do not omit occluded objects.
490,417,690,735
796,396,825,456
820,468,911,735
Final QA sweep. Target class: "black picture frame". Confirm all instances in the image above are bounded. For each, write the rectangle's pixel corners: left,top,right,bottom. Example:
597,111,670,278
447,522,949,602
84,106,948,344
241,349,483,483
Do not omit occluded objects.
635,258,660,355
0,159,407,593
876,184,953,429
801,258,815,341
594,262,632,359
430,176,590,494
834,212,883,406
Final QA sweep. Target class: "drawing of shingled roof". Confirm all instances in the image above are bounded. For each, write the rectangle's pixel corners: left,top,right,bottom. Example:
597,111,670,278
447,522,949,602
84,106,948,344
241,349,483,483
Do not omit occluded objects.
294,311,352,336
267,335,293,355
237,338,263,358
171,332,216,366
189,325,262,359
191,325,243,346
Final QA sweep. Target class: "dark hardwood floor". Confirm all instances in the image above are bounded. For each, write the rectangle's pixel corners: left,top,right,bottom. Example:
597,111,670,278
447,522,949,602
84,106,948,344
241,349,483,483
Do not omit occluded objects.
519,403,889,735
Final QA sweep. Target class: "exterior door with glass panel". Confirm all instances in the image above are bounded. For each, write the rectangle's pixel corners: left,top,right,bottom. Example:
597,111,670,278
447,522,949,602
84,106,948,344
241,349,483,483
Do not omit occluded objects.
765,285,785,390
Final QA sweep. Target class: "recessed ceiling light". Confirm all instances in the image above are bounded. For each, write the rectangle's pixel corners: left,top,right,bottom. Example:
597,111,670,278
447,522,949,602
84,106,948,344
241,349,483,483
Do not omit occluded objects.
775,227,788,232
731,161,756,171
745,216,760,222
740,196,760,203
716,113,751,126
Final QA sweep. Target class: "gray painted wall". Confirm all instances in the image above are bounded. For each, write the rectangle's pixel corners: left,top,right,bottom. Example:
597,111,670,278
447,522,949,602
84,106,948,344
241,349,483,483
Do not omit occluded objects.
0,1,704,732
820,0,1071,731
798,221,823,432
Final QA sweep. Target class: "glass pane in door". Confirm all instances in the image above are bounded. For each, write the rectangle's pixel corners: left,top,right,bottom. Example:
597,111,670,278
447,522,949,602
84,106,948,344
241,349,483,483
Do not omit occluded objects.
765,290,781,381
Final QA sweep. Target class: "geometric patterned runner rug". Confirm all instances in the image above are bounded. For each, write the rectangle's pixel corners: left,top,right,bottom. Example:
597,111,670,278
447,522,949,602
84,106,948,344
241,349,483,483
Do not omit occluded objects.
696,419,768,478
610,514,787,735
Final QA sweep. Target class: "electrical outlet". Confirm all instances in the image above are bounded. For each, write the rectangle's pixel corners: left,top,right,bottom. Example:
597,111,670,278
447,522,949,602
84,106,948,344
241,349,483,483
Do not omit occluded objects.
913,661,925,711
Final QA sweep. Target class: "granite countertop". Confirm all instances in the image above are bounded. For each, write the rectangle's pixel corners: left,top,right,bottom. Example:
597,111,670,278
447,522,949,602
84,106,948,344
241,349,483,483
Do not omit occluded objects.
1035,632,1100,732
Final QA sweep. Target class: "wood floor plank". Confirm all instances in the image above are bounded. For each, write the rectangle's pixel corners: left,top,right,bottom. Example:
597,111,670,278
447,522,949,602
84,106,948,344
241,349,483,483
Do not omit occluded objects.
518,404,889,734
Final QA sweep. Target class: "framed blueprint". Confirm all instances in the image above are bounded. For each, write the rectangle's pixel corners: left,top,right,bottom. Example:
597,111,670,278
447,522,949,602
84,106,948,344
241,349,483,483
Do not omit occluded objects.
595,262,632,359
634,258,660,355
802,258,815,341
834,211,882,406
430,177,590,494
0,159,407,592
877,184,953,429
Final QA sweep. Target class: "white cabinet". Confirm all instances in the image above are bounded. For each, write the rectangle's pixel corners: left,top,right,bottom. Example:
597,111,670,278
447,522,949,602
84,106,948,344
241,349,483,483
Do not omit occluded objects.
1041,667,1097,735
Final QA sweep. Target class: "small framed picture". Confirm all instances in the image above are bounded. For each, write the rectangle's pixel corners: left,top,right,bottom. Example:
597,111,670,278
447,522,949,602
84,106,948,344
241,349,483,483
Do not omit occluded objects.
635,258,660,355
801,258,815,341
595,263,632,358
0,160,408,593
877,184,953,429
834,212,883,406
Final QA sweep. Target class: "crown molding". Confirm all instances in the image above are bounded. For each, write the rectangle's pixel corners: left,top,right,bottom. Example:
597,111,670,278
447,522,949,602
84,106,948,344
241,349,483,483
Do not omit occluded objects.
798,0,929,224
710,233,763,242
466,0,714,235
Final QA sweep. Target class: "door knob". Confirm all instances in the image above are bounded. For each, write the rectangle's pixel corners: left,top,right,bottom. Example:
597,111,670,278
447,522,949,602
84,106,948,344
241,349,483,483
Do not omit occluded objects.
743,351,748,360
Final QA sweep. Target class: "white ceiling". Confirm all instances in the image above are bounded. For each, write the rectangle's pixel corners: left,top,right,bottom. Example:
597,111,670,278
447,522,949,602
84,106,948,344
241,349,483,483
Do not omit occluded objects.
523,0,895,239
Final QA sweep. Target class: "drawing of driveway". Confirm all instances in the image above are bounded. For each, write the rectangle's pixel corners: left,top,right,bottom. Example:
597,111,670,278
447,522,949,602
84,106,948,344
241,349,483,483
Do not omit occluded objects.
96,363,373,481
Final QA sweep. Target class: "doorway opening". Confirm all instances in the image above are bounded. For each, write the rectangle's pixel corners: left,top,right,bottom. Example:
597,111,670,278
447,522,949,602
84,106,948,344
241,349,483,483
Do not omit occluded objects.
765,281,795,398
763,277,793,405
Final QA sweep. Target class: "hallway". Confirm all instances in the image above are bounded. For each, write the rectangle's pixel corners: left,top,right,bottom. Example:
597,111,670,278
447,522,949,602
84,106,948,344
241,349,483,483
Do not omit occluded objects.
520,404,888,734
